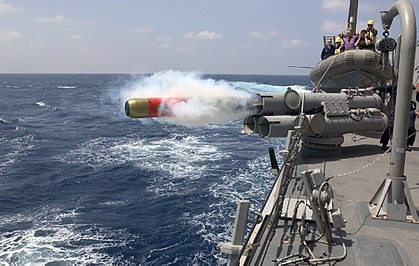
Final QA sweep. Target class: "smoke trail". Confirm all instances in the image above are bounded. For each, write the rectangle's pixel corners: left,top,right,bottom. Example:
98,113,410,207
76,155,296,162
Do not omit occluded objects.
120,70,257,126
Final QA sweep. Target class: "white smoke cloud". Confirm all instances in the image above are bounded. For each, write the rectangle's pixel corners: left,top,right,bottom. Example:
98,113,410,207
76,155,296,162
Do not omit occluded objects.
120,70,256,126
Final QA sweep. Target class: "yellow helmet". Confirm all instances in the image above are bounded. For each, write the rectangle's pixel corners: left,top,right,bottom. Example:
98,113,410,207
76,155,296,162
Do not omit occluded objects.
335,37,342,43
367,19,374,25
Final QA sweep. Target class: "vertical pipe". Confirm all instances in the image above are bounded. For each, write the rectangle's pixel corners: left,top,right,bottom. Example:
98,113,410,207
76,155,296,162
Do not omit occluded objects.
381,0,417,204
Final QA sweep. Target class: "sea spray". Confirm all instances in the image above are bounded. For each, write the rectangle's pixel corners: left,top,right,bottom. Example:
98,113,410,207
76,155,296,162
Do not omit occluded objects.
120,70,258,126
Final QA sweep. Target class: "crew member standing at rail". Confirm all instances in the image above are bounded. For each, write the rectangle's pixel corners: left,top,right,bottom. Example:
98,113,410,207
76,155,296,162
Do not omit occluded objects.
365,20,378,50
369,84,417,150
334,37,345,54
355,30,374,50
407,101,419,151
321,39,335,60
344,29,357,50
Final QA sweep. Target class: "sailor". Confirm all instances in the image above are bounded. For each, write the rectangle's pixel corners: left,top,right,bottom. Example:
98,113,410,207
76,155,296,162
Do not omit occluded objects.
374,84,396,150
416,80,419,103
370,84,417,150
334,37,345,54
321,39,335,60
343,29,357,50
355,30,374,50
407,101,418,151
365,19,378,49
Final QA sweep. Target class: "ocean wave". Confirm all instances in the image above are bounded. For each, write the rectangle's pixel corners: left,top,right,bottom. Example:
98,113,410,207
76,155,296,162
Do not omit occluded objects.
57,86,77,89
99,200,129,206
35,101,56,110
0,206,136,265
231,81,310,93
1,74,304,265
182,140,282,265
53,132,230,197
0,134,36,175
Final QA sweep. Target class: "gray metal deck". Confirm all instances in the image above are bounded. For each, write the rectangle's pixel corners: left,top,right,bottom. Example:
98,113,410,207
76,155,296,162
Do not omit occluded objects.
258,123,419,265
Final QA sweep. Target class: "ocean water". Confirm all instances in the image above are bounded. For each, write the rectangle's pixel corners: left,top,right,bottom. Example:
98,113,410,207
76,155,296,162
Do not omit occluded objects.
0,72,311,265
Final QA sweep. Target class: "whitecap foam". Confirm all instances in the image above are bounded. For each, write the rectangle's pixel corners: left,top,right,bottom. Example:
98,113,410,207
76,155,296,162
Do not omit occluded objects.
53,133,230,196
183,138,283,264
0,134,36,175
36,102,45,107
99,200,128,206
231,81,310,93
231,81,288,93
57,86,77,89
0,206,136,265
290,85,312,92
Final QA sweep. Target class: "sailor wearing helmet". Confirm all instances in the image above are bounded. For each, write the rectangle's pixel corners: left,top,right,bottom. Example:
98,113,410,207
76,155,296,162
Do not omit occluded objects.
334,37,345,54
366,19,378,49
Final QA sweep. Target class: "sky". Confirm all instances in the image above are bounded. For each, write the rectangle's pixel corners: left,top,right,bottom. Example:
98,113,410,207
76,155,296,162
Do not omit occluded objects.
0,0,417,75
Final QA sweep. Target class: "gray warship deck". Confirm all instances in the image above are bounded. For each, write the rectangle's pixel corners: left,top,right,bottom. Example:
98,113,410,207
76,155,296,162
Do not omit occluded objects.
247,123,419,265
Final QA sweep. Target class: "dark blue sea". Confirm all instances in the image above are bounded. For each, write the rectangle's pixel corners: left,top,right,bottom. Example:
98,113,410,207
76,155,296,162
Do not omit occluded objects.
0,72,311,265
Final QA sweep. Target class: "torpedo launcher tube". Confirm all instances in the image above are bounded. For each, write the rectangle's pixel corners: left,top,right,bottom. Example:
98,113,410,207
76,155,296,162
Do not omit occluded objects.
243,89,388,144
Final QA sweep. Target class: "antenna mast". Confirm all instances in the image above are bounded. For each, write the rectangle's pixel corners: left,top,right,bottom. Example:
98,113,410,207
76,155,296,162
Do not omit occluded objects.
347,0,358,33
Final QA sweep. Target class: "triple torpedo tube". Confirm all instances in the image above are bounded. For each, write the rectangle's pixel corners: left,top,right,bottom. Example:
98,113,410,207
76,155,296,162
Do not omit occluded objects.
244,88,387,139
125,98,187,118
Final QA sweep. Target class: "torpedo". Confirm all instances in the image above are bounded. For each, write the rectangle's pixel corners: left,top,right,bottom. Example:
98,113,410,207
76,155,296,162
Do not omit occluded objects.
125,97,188,118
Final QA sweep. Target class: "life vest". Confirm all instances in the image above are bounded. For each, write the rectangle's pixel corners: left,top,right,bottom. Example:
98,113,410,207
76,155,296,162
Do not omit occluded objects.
366,29,377,43
335,45,344,54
